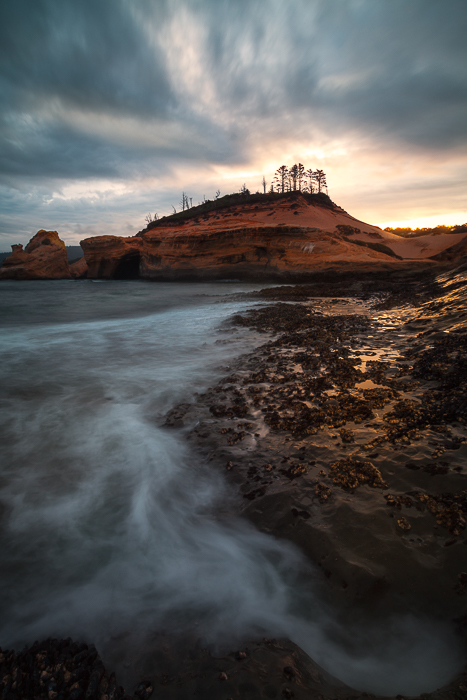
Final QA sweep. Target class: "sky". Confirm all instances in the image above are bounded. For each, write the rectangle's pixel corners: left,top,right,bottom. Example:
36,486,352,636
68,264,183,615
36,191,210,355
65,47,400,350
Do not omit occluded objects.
0,0,466,248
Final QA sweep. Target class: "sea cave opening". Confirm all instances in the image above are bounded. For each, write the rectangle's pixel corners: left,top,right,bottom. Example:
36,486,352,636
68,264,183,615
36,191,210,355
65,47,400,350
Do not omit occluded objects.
113,252,141,279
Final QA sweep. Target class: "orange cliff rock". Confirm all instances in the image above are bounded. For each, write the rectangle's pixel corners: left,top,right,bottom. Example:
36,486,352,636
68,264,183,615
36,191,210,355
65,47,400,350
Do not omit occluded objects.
4,194,462,282
0,230,72,280
80,235,142,279
69,255,88,279
80,192,462,281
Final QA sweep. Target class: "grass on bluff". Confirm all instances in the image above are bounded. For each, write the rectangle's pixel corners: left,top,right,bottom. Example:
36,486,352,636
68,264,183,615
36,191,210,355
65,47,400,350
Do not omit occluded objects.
140,190,334,233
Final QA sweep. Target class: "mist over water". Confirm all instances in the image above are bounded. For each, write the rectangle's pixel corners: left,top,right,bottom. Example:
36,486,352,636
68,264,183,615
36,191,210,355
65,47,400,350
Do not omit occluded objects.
0,281,463,696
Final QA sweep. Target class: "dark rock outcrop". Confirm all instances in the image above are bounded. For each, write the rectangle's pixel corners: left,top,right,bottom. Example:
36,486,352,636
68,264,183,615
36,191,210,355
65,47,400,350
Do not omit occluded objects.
429,234,467,262
0,638,137,700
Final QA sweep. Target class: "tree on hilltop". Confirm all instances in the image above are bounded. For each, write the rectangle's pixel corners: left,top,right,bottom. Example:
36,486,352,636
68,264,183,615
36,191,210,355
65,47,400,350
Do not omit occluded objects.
297,163,305,191
145,212,158,224
313,169,327,194
143,164,329,226
304,168,314,193
180,192,190,211
273,165,289,193
272,163,328,195
289,164,299,191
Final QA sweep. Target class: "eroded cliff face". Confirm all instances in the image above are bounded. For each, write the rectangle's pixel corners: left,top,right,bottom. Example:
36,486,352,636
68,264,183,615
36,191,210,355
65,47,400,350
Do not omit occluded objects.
0,230,71,280
80,235,142,279
81,227,402,282
4,194,462,282
80,194,413,281
140,225,401,281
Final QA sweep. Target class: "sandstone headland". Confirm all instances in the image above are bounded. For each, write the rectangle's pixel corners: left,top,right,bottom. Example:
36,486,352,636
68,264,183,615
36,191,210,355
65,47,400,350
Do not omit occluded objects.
79,191,467,281
2,193,467,281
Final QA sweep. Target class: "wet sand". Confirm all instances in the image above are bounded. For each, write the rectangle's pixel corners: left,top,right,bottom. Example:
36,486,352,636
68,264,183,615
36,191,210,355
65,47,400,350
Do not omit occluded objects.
2,266,467,699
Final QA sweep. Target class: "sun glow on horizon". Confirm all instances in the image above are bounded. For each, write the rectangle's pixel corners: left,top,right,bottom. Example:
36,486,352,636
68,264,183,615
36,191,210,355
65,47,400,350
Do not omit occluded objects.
377,211,467,230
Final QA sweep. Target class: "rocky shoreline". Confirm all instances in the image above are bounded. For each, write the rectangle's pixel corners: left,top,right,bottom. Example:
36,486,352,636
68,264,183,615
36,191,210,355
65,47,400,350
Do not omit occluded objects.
173,269,467,612
164,266,467,697
0,639,154,700
2,267,467,699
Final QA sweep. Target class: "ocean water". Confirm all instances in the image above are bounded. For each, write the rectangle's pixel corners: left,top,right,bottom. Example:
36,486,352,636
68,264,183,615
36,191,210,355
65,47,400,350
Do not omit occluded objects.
0,279,462,695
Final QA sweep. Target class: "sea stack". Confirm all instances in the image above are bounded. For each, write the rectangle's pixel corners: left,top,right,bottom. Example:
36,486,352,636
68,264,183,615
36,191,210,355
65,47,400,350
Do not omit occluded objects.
0,230,72,280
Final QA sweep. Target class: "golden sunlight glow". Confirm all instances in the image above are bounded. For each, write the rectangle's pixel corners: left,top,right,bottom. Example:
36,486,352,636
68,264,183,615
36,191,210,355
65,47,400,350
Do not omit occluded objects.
378,212,467,230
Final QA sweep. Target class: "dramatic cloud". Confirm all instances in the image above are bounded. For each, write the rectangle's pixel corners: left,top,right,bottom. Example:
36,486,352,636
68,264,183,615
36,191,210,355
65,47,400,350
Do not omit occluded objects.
1,0,466,245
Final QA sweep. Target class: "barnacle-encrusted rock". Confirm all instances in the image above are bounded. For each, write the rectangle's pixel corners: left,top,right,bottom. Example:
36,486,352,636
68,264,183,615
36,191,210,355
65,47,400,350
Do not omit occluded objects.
329,457,387,491
315,482,332,502
397,516,411,531
283,463,308,479
339,428,355,443
0,638,137,699
416,491,466,535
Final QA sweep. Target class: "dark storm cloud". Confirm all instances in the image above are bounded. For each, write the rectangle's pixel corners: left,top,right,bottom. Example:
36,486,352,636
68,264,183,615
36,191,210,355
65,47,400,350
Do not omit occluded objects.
0,121,120,180
0,111,232,183
307,0,467,148
0,0,466,243
0,0,179,182
192,0,467,148
1,0,466,183
0,0,174,117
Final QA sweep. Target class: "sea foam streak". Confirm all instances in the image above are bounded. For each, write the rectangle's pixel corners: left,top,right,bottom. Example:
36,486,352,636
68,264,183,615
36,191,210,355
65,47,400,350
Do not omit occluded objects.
0,280,462,696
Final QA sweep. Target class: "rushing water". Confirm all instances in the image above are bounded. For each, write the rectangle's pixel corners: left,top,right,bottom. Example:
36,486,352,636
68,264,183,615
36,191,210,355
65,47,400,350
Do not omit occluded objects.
0,280,463,696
